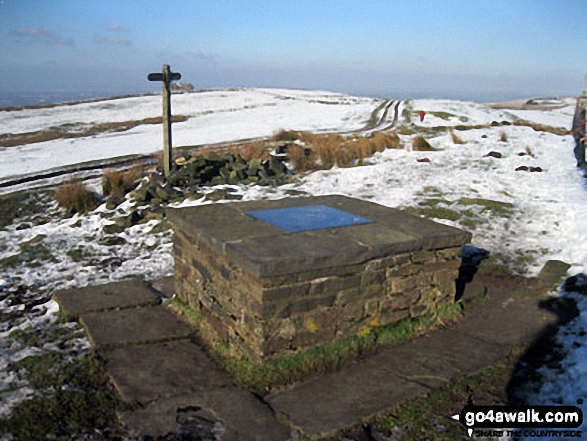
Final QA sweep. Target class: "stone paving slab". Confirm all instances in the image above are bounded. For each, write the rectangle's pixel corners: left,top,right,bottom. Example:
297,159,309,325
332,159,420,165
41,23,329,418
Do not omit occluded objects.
265,273,562,437
53,280,159,319
453,291,559,346
363,329,509,390
225,229,373,277
319,195,473,250
333,223,422,258
80,305,193,348
266,359,429,437
120,390,292,441
100,338,233,404
57,271,565,439
167,204,284,253
149,275,175,298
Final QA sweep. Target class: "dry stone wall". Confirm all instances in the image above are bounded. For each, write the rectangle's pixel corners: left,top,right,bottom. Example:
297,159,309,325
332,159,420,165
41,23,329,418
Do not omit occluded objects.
173,227,461,362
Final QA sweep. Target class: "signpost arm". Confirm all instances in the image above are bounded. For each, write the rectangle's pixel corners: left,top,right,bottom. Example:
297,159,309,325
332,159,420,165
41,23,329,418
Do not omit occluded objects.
162,64,173,177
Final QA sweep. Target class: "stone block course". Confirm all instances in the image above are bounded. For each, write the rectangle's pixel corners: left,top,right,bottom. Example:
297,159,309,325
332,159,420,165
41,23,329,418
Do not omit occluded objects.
168,195,471,362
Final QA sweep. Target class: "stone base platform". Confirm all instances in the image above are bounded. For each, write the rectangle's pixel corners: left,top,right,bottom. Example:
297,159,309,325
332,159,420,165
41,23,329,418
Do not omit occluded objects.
167,195,472,362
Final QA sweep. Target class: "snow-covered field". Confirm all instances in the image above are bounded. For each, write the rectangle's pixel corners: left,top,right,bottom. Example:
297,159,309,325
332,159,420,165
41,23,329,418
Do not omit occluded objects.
0,88,585,439
0,88,381,180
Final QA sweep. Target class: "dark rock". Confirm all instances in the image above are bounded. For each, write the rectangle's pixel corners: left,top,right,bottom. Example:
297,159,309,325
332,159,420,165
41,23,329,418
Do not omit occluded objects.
103,223,126,235
481,135,488,138
131,183,152,204
205,189,242,202
501,121,511,126
97,256,124,269
563,274,587,294
15,223,32,231
150,171,166,185
417,158,431,163
105,196,124,210
129,210,144,225
154,185,170,200
485,151,502,159
69,220,82,228
101,235,127,246
490,121,500,126
515,166,543,172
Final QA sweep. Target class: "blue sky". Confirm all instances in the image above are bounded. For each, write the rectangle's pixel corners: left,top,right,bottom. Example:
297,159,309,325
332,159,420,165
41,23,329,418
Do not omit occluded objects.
0,0,585,101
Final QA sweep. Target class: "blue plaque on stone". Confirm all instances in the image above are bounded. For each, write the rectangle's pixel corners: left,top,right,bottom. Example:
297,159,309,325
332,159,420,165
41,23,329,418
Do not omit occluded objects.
247,204,372,233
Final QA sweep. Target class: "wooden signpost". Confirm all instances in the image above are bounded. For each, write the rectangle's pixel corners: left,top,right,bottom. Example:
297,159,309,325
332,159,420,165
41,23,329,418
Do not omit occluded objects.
148,64,181,177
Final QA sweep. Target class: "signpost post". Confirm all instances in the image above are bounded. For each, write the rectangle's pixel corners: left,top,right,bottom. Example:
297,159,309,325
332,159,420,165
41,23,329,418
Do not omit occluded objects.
148,64,181,177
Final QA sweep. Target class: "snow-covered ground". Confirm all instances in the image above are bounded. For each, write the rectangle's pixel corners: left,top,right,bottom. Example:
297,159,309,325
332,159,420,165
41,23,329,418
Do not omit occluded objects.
0,88,381,180
0,89,585,439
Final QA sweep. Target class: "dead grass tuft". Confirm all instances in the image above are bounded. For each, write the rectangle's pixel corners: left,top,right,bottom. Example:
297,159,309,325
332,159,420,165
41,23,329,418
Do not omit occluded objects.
450,131,466,144
284,131,400,172
56,178,100,214
513,120,569,136
102,165,143,198
231,141,269,161
272,129,302,142
412,135,436,151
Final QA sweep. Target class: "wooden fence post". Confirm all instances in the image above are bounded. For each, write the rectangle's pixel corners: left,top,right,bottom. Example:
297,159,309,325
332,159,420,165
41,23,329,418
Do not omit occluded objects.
147,65,182,178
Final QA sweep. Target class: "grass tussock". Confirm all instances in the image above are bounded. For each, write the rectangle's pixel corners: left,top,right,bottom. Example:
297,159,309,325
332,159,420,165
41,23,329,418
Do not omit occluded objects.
450,131,466,144
231,141,270,161
102,165,143,198
513,120,569,136
412,135,436,152
500,131,508,142
170,299,461,391
282,131,400,172
272,129,305,142
56,178,100,215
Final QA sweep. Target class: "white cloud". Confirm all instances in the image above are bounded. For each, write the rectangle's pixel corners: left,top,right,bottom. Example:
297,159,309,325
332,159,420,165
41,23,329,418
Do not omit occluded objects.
107,24,129,32
11,27,74,46
187,50,214,60
95,36,132,46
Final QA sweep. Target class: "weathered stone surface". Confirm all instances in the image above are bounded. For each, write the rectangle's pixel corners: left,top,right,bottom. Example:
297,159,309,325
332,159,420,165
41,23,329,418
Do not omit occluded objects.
225,230,372,277
332,223,422,259
120,390,292,441
80,305,192,347
53,280,159,319
101,339,233,404
364,329,509,389
316,195,472,249
452,279,560,346
169,195,471,361
267,359,429,437
167,204,283,253
149,276,175,298
537,260,571,288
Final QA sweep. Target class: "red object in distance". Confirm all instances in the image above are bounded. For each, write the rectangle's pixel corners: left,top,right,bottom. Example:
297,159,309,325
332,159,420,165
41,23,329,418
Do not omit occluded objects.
419,111,425,122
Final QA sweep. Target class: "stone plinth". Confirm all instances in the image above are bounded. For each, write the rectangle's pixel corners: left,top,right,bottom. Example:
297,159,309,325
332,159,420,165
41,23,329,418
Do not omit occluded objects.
167,195,471,362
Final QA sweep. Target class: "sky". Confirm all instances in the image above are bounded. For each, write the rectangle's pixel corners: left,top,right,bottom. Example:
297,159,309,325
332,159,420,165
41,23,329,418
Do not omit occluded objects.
0,0,586,102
